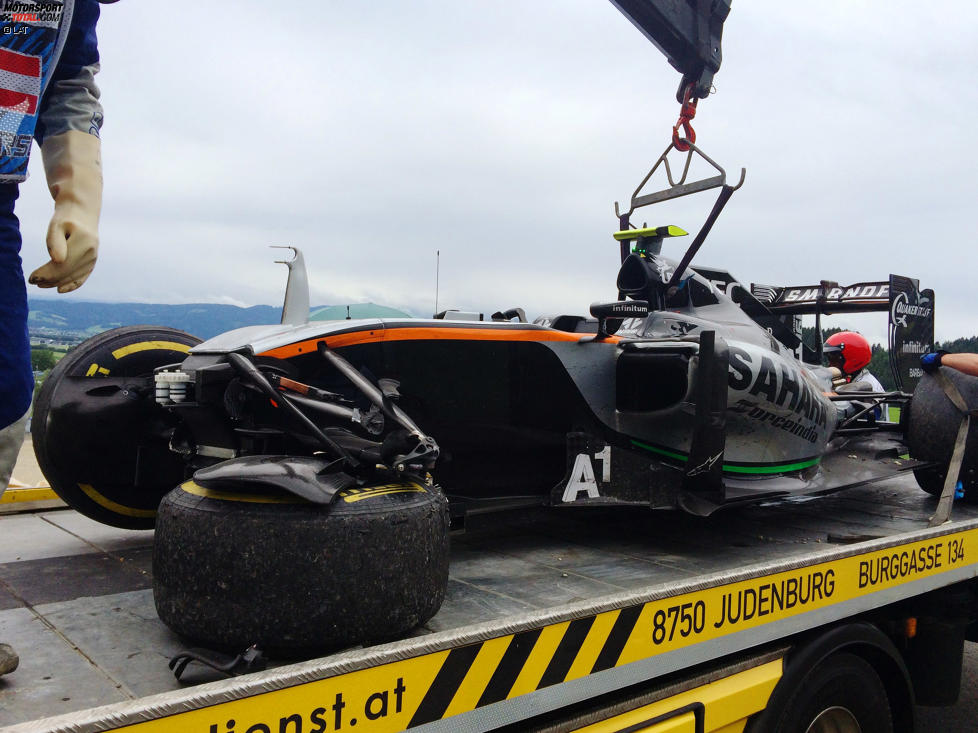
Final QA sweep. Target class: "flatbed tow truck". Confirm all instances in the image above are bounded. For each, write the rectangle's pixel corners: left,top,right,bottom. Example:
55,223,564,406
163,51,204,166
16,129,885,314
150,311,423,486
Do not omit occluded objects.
2,473,978,732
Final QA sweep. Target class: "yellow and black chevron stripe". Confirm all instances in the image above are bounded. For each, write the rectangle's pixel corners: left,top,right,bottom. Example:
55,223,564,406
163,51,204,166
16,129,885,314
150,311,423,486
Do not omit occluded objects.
408,606,643,726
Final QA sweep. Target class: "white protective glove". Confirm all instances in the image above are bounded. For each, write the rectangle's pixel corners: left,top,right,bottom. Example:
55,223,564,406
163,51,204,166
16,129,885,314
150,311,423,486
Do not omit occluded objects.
28,130,102,293
827,366,847,389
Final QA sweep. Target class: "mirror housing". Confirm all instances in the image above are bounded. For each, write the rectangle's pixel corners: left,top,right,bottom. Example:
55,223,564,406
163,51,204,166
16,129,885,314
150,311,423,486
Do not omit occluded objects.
587,300,650,341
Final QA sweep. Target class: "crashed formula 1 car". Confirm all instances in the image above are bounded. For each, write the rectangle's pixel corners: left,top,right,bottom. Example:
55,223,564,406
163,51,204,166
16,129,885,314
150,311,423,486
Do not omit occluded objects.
33,145,956,652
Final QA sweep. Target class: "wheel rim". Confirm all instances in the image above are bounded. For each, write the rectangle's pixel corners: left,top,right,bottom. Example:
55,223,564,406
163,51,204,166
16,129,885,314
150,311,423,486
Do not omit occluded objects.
805,706,861,733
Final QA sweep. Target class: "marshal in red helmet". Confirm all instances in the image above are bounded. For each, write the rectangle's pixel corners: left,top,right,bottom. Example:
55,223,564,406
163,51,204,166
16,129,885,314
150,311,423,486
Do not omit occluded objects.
823,331,872,376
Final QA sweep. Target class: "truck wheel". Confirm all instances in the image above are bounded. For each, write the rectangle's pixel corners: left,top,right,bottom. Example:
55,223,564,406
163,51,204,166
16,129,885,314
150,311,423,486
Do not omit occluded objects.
908,369,978,502
760,653,893,733
153,478,450,654
33,325,200,529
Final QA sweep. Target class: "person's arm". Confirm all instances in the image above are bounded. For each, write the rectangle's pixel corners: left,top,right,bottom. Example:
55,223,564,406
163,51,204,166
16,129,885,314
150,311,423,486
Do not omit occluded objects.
27,0,103,293
921,352,978,377
941,353,978,377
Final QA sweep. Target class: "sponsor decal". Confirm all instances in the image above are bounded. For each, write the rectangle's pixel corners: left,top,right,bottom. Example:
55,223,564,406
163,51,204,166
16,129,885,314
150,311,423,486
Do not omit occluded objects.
611,303,647,316
899,341,930,355
709,278,734,294
888,275,935,391
648,256,673,283
690,266,739,295
781,283,889,304
616,317,645,336
686,451,722,476
727,346,828,429
662,317,697,336
891,294,932,326
0,130,31,155
729,399,822,443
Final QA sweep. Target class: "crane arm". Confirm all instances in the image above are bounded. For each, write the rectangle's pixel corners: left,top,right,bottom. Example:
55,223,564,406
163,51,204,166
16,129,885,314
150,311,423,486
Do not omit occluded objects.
608,0,731,101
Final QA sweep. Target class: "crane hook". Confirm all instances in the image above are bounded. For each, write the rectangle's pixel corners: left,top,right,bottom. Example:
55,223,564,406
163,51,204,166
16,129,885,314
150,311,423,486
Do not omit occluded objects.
672,84,699,151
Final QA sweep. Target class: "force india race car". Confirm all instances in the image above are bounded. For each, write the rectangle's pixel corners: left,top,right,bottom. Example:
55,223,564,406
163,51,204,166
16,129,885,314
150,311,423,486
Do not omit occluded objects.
36,248,942,528
31,157,966,653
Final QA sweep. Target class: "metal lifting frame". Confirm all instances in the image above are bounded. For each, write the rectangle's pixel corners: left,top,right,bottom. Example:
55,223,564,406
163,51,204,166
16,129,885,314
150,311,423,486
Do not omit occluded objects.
615,140,745,288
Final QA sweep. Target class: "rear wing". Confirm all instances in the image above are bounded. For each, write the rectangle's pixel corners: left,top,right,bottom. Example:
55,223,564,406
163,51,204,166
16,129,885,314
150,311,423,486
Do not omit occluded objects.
752,280,891,315
750,275,934,393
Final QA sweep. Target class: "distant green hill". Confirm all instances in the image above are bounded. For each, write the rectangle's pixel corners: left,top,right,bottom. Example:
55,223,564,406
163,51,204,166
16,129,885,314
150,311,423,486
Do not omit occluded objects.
28,300,285,341
27,300,417,344
310,303,412,321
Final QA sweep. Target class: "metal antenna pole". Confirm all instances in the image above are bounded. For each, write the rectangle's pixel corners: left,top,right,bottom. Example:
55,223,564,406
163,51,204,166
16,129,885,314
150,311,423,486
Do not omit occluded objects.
435,250,440,316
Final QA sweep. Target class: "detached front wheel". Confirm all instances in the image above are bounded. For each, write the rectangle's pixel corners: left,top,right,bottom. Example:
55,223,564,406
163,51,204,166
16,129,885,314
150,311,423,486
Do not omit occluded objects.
153,478,450,654
33,325,200,528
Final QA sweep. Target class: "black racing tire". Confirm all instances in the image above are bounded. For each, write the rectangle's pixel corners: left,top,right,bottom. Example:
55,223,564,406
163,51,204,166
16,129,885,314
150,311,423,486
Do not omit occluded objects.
33,325,201,529
912,466,945,499
153,478,450,655
907,368,978,503
755,652,893,733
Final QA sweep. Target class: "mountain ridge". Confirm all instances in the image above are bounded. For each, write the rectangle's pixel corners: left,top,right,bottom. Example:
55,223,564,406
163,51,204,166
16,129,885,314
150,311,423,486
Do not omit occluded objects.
28,300,411,342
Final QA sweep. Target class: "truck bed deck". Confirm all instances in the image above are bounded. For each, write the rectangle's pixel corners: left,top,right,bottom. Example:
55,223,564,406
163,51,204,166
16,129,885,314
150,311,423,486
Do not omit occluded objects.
2,475,977,731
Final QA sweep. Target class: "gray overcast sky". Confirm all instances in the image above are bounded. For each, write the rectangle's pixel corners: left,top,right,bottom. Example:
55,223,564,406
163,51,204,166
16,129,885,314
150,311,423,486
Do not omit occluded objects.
18,1,978,344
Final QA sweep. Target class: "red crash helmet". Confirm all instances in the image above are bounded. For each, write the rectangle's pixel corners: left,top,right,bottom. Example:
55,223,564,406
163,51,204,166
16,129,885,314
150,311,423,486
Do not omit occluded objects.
823,331,872,375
